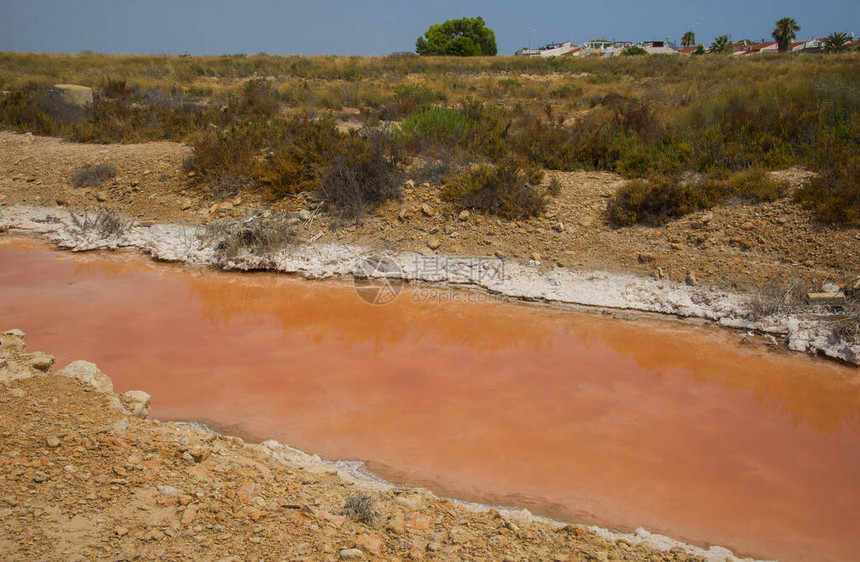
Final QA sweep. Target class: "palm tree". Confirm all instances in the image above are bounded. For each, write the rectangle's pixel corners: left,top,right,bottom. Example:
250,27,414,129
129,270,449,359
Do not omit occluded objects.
822,32,850,53
709,35,733,54
681,31,696,47
772,17,801,53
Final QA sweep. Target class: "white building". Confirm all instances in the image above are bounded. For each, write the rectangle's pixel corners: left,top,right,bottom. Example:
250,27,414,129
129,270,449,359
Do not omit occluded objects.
516,41,580,57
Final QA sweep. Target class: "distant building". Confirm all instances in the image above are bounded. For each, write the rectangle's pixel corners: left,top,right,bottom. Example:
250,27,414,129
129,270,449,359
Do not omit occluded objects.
515,41,579,57
636,40,678,55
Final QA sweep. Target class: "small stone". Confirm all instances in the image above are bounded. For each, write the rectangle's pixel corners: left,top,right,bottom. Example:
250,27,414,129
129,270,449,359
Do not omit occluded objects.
386,517,405,534
26,352,55,372
96,191,109,202
355,534,383,554
504,520,519,532
637,253,656,264
158,485,185,497
458,210,470,221
115,527,129,536
685,271,697,287
398,208,409,221
2,329,25,337
426,542,441,552
404,179,415,189
113,465,128,477
421,203,434,217
339,548,364,560
55,360,113,393
530,252,540,262
427,237,441,250
180,199,192,211
181,506,198,525
33,471,50,483
112,417,129,435
0,508,12,518
46,436,61,448
552,221,565,232
121,390,151,419
298,209,312,221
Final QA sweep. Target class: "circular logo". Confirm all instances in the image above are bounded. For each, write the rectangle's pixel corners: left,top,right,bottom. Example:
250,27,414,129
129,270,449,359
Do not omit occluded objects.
353,256,403,305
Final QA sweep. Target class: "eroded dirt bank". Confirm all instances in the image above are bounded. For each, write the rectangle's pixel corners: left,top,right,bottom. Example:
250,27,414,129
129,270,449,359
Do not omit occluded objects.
0,131,857,364
1,330,758,561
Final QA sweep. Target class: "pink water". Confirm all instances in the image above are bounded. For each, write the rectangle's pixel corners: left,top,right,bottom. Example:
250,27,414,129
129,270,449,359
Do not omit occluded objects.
1,236,858,561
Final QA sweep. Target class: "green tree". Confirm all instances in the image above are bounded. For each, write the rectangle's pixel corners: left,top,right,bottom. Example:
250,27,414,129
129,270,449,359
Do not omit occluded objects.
822,31,850,53
772,17,801,53
621,46,648,56
692,45,706,55
681,31,696,47
415,17,498,56
709,35,733,54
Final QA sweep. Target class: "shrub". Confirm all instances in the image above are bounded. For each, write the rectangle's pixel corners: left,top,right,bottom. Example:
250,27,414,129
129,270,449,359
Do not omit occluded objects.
232,79,281,118
69,209,134,237
102,77,130,99
795,140,860,225
607,174,726,226
255,116,346,198
342,493,377,526
191,126,262,182
607,168,791,226
72,163,117,188
728,168,789,202
317,132,405,218
550,83,582,99
204,211,297,259
395,106,473,149
443,158,547,219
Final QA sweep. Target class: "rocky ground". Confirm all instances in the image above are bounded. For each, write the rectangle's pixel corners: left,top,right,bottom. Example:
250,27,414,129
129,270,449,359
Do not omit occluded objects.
0,330,743,561
1,131,858,293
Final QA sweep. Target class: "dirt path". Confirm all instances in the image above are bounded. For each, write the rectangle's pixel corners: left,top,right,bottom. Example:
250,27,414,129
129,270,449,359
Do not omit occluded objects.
1,131,858,293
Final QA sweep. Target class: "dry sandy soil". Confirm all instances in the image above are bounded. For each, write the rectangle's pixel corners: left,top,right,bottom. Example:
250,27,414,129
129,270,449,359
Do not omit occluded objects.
0,330,707,561
1,131,858,293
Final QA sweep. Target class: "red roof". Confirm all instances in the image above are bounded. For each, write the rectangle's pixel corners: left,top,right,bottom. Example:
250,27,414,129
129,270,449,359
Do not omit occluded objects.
848,39,860,48
747,41,777,52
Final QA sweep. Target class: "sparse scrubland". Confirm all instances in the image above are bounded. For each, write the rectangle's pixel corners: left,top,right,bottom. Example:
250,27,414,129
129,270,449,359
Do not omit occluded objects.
1,51,858,224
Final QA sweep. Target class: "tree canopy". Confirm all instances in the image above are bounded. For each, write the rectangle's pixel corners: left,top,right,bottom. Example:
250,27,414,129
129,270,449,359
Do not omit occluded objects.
709,35,733,54
772,17,801,52
415,17,497,56
681,31,696,48
822,31,850,53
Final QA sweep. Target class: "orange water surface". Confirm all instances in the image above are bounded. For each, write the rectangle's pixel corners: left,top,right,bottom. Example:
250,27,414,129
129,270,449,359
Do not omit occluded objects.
1,236,858,562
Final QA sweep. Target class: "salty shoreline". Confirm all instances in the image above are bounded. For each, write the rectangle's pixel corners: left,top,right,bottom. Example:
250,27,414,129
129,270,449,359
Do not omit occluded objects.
1,203,857,365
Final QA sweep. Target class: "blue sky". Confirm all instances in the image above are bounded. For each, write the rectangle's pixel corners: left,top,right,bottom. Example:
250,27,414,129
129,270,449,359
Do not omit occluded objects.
1,0,858,56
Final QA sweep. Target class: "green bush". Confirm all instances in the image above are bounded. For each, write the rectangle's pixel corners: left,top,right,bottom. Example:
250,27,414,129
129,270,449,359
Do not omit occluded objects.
796,140,860,225
395,106,473,147
443,158,547,219
608,168,792,226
